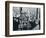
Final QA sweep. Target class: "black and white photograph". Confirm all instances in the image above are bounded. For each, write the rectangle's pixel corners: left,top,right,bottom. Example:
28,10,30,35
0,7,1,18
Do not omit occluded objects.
13,7,40,31
5,1,45,37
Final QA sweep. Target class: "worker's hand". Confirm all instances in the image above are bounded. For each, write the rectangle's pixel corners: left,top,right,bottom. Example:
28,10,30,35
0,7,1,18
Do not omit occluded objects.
35,19,39,24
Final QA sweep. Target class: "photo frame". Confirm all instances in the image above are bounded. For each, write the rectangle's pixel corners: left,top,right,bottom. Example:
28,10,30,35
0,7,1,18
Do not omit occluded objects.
5,1,45,37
